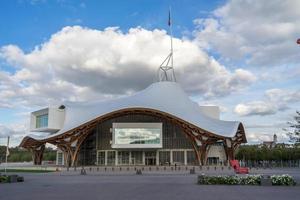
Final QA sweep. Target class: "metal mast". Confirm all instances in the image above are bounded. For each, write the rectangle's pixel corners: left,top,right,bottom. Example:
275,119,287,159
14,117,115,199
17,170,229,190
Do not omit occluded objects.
157,7,176,82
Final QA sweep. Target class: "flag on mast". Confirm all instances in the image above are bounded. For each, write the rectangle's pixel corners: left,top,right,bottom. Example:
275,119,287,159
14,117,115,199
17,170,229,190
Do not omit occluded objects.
168,9,171,26
6,136,10,157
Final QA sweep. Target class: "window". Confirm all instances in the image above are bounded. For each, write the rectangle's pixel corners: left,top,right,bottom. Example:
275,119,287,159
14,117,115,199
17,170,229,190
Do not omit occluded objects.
118,151,129,165
107,151,116,166
112,123,162,148
97,151,105,165
57,152,63,165
173,151,184,165
36,114,48,128
159,151,170,165
115,128,160,144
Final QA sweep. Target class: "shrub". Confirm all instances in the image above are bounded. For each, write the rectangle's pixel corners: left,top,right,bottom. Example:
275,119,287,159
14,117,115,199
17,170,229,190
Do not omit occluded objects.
199,175,240,185
271,175,296,186
198,174,296,186
0,175,9,183
239,175,261,185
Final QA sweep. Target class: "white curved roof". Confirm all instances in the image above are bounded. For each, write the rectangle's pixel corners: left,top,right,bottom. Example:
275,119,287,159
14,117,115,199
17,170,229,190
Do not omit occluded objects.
29,81,243,141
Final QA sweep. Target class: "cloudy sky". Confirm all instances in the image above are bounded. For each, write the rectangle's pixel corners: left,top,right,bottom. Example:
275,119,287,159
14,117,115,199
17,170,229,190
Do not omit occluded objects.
0,0,299,146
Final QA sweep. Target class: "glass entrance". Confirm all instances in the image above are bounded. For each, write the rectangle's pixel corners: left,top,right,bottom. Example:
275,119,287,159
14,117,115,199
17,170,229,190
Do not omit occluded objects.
131,151,143,165
145,151,156,165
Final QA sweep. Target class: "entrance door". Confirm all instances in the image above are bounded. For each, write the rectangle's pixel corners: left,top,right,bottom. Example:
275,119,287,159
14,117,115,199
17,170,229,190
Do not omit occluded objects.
145,151,156,165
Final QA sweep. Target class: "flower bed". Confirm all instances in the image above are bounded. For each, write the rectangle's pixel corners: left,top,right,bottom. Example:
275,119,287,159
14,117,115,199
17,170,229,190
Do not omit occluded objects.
271,175,296,186
198,174,296,186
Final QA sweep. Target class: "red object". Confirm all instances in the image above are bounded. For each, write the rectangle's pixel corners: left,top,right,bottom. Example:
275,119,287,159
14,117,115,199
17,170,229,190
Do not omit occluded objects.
297,38,300,45
230,160,249,174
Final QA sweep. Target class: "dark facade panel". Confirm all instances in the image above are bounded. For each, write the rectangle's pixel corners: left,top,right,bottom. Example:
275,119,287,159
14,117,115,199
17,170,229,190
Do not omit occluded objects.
79,113,193,165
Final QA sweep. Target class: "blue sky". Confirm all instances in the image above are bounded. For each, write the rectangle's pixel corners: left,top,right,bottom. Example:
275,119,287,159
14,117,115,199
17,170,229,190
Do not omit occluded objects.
0,0,224,49
0,0,299,146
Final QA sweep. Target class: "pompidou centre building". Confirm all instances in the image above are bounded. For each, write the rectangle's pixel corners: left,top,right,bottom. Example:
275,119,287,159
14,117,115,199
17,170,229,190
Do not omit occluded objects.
20,34,247,167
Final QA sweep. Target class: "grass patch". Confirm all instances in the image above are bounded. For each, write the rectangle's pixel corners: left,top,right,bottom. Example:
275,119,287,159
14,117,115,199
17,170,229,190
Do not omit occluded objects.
0,169,55,173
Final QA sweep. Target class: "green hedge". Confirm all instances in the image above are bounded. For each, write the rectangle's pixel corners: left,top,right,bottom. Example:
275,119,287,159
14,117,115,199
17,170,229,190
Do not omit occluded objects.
198,175,296,186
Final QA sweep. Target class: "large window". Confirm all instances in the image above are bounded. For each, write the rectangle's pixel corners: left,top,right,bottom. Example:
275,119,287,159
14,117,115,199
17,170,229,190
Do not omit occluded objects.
112,123,162,148
97,151,105,165
36,114,48,128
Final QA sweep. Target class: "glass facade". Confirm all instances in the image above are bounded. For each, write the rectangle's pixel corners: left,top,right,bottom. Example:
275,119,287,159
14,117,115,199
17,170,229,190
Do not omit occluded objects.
118,151,129,165
131,151,143,165
78,113,198,166
107,151,116,165
173,151,185,165
97,151,105,165
159,151,170,165
36,114,48,128
56,152,63,165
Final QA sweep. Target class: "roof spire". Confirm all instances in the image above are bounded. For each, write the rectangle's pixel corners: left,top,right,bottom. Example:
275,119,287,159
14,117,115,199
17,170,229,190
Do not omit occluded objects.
157,7,176,82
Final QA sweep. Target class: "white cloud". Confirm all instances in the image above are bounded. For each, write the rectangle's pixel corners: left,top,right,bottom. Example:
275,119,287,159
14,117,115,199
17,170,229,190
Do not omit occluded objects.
194,0,300,66
0,26,255,109
234,88,300,116
234,101,277,116
246,132,289,144
0,123,29,146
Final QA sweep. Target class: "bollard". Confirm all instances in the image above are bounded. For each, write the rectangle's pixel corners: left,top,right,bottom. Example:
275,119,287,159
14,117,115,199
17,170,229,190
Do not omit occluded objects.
97,167,99,171
80,168,87,175
190,168,195,174
104,167,107,171
214,166,217,171
136,169,142,175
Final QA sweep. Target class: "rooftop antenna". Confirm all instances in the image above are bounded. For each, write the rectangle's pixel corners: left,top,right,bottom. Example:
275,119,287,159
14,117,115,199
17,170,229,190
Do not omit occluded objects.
157,7,176,82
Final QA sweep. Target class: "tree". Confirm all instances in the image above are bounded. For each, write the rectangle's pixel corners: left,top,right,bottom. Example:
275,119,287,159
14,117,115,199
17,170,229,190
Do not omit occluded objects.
284,111,300,144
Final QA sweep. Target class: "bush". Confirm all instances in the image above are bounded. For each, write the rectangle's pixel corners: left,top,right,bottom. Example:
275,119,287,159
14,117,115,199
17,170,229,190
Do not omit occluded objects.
0,175,9,183
271,175,296,186
0,175,24,183
198,174,296,186
239,175,261,185
199,175,240,185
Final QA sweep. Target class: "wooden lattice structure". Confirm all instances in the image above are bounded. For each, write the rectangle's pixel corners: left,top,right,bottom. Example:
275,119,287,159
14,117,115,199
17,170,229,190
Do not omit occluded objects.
20,108,246,166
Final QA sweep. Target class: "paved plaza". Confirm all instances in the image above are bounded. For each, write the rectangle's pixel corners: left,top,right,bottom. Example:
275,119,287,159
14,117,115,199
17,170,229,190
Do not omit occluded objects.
1,168,300,200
